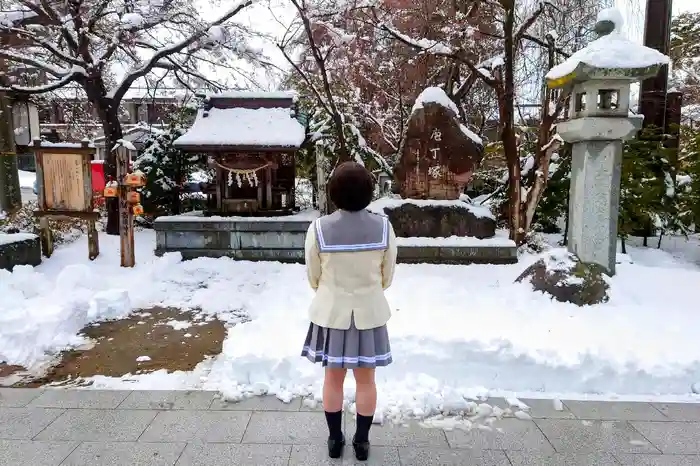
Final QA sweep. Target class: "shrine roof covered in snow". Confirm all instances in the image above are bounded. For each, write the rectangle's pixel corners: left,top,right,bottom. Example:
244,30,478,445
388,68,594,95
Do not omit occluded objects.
173,91,307,152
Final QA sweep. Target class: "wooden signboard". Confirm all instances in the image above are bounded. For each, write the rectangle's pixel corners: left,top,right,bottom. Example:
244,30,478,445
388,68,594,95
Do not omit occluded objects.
33,140,99,260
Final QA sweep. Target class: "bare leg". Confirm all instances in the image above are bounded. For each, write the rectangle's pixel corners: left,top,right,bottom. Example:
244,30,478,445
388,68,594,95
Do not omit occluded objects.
323,367,347,412
353,368,376,416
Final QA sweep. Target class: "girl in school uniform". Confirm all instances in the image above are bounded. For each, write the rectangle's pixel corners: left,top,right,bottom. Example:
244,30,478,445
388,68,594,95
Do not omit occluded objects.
301,161,398,461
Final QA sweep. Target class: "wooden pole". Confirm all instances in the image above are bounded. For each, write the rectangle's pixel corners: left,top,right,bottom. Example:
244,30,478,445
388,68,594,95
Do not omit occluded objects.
116,145,135,267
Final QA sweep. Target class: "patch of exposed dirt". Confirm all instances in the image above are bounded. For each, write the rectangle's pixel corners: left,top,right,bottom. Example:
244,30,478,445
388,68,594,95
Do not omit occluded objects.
0,363,31,386
18,307,226,387
0,363,25,378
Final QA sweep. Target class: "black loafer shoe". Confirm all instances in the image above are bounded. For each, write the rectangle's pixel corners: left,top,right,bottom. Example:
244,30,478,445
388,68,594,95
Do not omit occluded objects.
328,434,345,459
352,436,370,461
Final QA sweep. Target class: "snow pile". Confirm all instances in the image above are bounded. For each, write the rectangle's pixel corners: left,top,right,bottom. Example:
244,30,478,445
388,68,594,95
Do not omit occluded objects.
3,230,700,421
205,25,227,45
0,232,36,246
18,170,35,189
397,235,514,248
174,106,306,149
459,124,483,146
120,12,144,29
546,7,669,81
596,7,624,30
412,87,459,115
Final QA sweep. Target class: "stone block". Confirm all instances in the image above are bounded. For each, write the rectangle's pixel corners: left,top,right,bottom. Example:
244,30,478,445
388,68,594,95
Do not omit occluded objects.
651,403,700,421
117,391,216,410
533,419,658,454
139,410,251,443
564,400,666,421
178,443,291,466
0,408,64,440
165,230,229,249
34,409,157,442
0,388,44,408
236,249,305,263
615,453,700,465
210,395,301,411
155,230,166,249
378,203,496,239
355,420,449,448
444,418,554,453
0,235,41,271
238,231,306,249
290,444,400,466
0,440,78,466
175,249,236,260
234,220,312,233
396,246,440,263
27,389,129,409
505,452,619,466
630,421,700,454
398,447,510,466
241,412,329,445
61,442,185,466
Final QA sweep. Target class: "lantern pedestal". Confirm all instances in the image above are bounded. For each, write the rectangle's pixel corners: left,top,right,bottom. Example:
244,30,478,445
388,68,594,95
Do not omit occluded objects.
557,117,643,274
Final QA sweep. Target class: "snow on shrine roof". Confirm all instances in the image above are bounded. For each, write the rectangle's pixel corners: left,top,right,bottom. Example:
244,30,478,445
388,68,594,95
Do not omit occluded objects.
173,106,306,150
208,90,298,101
546,9,669,83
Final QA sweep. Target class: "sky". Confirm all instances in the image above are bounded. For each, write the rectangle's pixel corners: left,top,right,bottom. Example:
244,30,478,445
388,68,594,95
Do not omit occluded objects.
674,0,700,14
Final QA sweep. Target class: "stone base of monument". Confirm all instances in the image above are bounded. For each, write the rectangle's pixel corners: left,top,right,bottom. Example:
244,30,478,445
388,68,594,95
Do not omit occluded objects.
516,249,610,306
0,233,42,271
153,208,517,265
368,197,496,239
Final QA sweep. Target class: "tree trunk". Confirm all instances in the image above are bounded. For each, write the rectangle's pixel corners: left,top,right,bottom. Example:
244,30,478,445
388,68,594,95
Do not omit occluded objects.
501,4,522,244
101,110,124,236
84,78,124,235
0,91,22,214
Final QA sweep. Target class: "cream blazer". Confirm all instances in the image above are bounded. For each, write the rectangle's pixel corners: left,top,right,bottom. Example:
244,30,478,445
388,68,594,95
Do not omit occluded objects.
304,217,398,330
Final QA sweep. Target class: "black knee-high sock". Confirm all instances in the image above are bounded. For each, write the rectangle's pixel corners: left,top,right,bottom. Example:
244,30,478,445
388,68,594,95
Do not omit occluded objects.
325,410,343,440
355,414,374,443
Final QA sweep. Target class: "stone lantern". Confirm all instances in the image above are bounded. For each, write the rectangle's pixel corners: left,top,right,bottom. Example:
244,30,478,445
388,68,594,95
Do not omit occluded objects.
545,7,669,275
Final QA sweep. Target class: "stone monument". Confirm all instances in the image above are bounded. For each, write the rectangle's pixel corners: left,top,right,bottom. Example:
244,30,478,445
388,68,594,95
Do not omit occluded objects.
545,7,669,275
395,87,484,200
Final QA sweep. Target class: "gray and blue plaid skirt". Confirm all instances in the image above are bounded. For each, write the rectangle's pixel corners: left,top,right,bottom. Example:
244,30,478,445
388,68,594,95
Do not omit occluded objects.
301,317,393,369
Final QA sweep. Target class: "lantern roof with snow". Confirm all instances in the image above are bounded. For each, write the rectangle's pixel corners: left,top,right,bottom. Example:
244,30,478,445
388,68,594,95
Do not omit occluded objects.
173,91,306,152
546,8,670,89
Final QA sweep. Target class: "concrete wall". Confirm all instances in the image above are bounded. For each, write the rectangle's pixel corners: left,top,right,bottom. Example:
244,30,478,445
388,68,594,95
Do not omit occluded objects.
153,217,517,265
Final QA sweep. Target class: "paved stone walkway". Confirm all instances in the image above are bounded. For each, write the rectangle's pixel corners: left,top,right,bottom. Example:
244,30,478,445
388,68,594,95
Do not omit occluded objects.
1,389,700,465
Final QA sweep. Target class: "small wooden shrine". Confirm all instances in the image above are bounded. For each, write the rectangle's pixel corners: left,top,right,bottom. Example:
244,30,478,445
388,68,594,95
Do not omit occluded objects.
395,87,484,200
174,91,306,215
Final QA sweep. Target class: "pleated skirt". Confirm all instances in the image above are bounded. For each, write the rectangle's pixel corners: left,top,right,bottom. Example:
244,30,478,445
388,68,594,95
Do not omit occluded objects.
301,317,393,369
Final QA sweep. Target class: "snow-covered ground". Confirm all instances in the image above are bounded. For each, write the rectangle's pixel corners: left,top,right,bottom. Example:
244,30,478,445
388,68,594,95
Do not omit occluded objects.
2,230,700,423
18,170,35,189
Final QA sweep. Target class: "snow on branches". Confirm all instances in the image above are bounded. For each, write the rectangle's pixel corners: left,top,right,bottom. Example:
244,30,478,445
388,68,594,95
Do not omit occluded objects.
0,0,257,100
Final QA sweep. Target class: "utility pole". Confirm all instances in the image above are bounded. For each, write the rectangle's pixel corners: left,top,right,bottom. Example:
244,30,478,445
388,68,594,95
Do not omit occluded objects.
0,86,22,214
